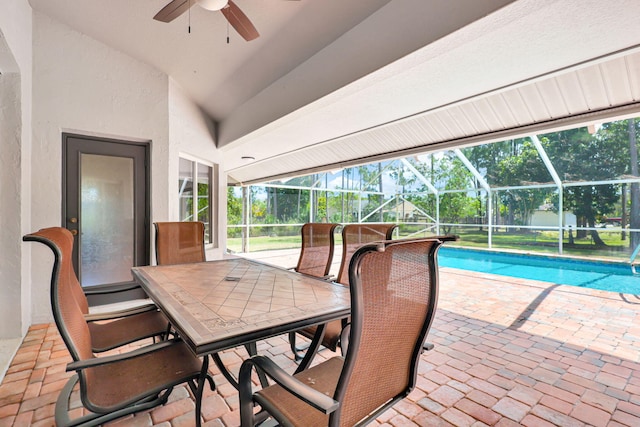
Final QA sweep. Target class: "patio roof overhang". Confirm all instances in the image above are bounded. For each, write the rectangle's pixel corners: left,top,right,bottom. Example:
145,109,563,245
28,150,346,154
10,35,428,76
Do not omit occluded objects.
223,0,640,185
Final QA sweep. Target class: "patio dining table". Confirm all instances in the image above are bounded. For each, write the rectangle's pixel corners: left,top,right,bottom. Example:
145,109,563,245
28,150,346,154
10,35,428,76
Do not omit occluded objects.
131,257,351,424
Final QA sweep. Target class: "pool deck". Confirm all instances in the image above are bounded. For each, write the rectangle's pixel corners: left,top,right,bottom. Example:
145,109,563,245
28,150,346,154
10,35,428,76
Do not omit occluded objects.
2,249,640,426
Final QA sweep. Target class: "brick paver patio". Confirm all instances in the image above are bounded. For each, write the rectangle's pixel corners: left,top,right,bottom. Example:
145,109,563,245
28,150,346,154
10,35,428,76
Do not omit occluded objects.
2,261,640,426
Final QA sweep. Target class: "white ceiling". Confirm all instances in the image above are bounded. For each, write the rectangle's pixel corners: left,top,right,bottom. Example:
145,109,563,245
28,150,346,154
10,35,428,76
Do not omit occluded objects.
228,50,640,184
28,0,640,184
27,0,391,119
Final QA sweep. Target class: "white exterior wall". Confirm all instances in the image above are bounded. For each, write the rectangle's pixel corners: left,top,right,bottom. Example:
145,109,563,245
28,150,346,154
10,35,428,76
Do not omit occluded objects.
0,0,33,339
1,4,225,331
168,80,226,260
29,13,223,323
0,72,23,336
530,211,577,228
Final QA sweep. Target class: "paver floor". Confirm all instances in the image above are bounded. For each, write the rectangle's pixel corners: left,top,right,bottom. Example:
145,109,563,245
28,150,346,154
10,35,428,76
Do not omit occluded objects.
2,259,640,426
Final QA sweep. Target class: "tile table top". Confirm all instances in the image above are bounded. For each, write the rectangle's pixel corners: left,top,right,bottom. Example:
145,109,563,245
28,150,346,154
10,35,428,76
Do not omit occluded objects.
132,258,350,355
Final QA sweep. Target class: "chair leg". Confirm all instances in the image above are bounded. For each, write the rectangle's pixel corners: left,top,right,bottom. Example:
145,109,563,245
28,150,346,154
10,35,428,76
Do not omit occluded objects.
238,359,275,427
422,342,434,352
245,342,269,388
288,332,309,361
238,360,256,427
294,323,326,374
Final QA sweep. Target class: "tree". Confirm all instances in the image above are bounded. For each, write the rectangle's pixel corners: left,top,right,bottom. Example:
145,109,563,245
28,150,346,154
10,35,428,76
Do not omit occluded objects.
595,118,640,249
399,157,438,226
463,139,551,228
491,140,551,227
357,164,386,222
263,186,311,223
438,155,476,233
404,154,476,233
227,187,242,226
541,127,624,246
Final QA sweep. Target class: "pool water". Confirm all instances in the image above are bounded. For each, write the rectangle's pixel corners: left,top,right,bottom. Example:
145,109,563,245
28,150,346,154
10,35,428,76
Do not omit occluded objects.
438,247,640,294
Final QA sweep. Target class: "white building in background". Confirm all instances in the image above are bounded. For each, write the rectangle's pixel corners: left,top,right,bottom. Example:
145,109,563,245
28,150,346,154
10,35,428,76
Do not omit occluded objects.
530,210,577,228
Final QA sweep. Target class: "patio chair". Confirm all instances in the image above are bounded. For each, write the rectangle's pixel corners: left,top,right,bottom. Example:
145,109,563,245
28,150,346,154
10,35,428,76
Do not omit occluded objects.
23,227,169,353
239,236,453,427
154,220,265,387
336,223,398,285
154,221,207,265
25,227,213,427
290,223,397,363
287,223,339,365
293,222,339,278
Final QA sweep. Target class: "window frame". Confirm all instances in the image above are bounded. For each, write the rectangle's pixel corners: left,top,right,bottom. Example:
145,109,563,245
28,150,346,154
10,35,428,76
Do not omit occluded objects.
178,153,218,248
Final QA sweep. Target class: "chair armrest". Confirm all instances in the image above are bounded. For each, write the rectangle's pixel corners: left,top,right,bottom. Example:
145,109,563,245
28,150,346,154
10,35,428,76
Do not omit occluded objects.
286,268,333,281
239,355,339,414
83,303,158,322
66,338,180,372
82,282,142,295
297,272,335,281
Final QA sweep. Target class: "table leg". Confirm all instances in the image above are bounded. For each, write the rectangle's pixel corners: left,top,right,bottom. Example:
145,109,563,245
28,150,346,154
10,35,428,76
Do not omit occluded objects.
211,343,270,390
212,352,239,389
194,355,210,427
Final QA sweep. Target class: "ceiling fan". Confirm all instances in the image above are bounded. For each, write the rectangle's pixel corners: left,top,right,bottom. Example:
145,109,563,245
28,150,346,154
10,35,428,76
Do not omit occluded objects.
153,0,263,41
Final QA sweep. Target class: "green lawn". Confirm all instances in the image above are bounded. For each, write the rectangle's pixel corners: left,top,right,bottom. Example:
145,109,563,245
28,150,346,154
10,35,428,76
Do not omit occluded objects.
227,227,635,262
227,235,302,252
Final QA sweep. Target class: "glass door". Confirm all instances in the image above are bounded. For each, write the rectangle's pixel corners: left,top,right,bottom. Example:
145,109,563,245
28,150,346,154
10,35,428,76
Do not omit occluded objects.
62,134,149,294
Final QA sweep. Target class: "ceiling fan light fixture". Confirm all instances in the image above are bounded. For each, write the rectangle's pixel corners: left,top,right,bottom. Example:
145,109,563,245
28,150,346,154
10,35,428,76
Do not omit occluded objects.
154,0,260,41
196,0,228,11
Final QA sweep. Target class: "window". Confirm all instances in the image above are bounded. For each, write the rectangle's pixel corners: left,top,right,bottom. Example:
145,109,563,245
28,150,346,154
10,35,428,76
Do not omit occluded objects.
179,156,217,246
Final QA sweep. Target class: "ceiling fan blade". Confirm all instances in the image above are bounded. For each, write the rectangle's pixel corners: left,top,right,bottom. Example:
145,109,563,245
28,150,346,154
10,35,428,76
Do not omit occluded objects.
154,0,193,22
221,0,260,41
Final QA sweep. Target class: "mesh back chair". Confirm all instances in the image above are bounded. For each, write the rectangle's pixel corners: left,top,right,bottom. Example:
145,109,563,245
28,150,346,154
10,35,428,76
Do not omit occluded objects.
154,220,265,388
288,223,339,361
154,221,206,265
24,227,169,353
336,223,397,286
239,236,456,427
294,223,339,278
290,223,397,363
24,227,212,427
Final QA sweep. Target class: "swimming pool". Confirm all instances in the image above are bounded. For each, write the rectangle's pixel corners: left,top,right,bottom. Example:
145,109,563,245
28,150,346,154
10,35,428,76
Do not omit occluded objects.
438,247,640,294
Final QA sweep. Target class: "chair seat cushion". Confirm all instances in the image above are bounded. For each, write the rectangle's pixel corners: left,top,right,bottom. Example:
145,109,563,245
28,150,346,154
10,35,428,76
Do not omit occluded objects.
256,356,344,427
88,310,169,352
83,341,203,413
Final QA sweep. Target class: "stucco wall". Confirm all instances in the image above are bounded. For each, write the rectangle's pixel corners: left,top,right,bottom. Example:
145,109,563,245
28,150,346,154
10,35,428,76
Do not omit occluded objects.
0,68,23,338
168,80,226,260
0,0,33,339
1,6,224,327
30,13,174,323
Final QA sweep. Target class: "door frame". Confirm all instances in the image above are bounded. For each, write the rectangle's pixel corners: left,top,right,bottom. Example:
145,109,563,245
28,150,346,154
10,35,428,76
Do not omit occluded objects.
61,133,151,299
